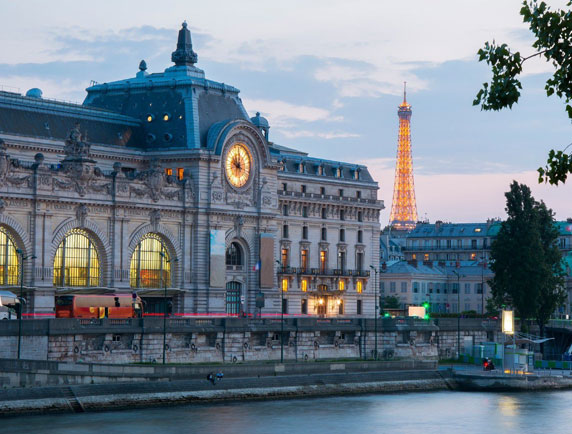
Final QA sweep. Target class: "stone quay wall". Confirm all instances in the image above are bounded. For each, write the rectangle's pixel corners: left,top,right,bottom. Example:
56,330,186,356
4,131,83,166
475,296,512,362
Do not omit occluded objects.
0,317,500,364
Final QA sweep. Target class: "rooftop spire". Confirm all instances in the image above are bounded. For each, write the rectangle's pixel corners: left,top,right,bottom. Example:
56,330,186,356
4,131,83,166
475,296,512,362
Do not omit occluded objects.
403,81,407,104
171,21,198,66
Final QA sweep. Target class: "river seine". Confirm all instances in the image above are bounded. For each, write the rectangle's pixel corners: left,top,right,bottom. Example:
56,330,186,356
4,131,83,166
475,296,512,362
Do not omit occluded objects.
4,390,571,433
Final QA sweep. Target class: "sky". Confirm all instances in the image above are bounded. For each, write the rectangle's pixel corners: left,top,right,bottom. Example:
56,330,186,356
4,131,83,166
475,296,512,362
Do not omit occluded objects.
1,0,571,223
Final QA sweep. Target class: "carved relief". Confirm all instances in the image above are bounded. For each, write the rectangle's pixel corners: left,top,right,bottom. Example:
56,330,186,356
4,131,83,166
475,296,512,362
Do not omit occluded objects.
128,159,180,203
52,125,110,197
76,204,88,226
0,140,31,188
150,209,161,230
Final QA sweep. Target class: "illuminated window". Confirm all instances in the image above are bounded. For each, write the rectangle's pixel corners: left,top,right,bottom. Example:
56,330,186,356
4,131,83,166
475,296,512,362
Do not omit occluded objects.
320,250,327,273
474,228,482,233
53,229,100,287
301,249,308,272
165,168,173,176
338,280,345,291
301,279,308,292
282,278,288,292
130,233,171,288
163,113,171,122
412,254,417,260
177,168,184,180
146,114,154,122
470,253,477,260
0,227,19,285
356,280,363,293
281,248,289,267
424,253,429,261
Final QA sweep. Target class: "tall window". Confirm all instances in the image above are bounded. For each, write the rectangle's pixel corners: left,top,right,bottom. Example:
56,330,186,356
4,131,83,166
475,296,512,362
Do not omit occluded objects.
302,207,308,218
226,242,243,266
321,207,327,219
301,249,308,272
130,233,171,288
340,210,345,221
226,281,241,314
357,230,363,243
281,248,289,267
0,227,19,285
54,229,100,287
302,226,308,240
338,280,345,291
283,224,289,239
356,280,363,293
356,251,364,271
321,227,327,241
301,279,308,292
282,204,289,216
339,229,345,242
282,278,288,292
320,250,327,273
338,250,346,271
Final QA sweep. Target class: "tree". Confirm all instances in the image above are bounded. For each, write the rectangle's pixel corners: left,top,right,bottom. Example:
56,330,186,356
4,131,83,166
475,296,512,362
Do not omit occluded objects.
381,296,401,310
474,1,572,185
489,182,565,334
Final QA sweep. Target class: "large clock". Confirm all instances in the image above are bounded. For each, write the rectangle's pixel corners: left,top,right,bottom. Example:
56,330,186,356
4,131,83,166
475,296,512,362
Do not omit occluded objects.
225,143,252,188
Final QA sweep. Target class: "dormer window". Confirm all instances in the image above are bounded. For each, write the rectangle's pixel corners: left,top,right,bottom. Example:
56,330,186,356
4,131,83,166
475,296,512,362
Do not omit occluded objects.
317,165,324,176
353,168,360,180
336,167,343,178
146,114,154,123
299,162,305,173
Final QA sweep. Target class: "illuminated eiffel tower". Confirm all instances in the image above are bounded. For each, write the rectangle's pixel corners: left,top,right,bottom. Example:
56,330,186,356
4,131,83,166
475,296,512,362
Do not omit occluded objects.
389,82,418,231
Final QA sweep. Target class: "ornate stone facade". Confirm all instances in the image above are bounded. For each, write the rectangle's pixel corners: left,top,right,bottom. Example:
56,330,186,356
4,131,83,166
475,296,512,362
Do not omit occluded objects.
0,24,383,317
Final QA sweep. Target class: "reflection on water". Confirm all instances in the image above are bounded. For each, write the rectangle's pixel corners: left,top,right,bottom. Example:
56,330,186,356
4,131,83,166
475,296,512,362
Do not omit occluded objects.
4,390,572,434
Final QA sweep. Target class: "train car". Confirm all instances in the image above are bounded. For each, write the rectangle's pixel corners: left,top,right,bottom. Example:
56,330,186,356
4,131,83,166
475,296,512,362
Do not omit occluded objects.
55,294,142,319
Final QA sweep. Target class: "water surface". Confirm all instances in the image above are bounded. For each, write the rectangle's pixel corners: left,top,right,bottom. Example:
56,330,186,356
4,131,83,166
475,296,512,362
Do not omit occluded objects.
4,390,569,434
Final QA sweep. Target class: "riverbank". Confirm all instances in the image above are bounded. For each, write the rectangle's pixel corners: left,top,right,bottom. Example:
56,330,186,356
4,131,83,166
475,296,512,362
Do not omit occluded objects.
0,369,449,416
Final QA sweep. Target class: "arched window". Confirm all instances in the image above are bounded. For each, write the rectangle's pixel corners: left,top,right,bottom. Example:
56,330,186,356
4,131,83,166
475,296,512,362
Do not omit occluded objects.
53,229,100,287
0,227,19,285
130,233,171,288
226,242,243,266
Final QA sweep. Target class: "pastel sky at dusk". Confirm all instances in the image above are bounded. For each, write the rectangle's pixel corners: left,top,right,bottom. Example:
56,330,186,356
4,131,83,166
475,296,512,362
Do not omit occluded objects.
1,0,571,223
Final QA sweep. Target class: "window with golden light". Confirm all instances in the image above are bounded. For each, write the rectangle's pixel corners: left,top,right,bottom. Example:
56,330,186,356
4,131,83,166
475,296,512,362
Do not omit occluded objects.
301,279,308,292
53,229,100,287
356,280,363,293
281,278,288,292
338,280,345,291
130,233,171,288
225,143,252,188
0,227,19,285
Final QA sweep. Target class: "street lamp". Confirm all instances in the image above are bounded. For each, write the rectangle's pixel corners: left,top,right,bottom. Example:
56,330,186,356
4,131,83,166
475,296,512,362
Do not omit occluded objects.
15,249,35,360
159,252,177,365
275,260,284,363
370,265,378,360
451,269,464,360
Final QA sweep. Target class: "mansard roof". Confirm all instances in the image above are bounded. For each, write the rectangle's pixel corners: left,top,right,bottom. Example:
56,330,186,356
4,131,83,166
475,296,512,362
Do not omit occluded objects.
0,90,142,147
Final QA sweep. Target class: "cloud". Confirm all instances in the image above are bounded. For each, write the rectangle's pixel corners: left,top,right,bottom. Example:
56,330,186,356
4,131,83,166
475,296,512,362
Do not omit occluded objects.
242,98,343,128
277,130,360,140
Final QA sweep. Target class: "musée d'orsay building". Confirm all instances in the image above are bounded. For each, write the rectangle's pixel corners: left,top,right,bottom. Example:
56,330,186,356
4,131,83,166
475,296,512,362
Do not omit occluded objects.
0,23,383,317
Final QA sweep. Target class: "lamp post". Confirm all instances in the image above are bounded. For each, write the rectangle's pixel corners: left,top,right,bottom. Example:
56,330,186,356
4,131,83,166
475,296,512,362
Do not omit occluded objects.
370,265,378,360
159,252,177,365
15,249,35,360
452,269,464,360
480,254,485,316
275,260,284,363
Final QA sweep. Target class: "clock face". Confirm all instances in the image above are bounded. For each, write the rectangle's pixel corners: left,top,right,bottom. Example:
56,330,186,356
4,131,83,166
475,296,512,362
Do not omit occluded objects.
225,143,252,188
